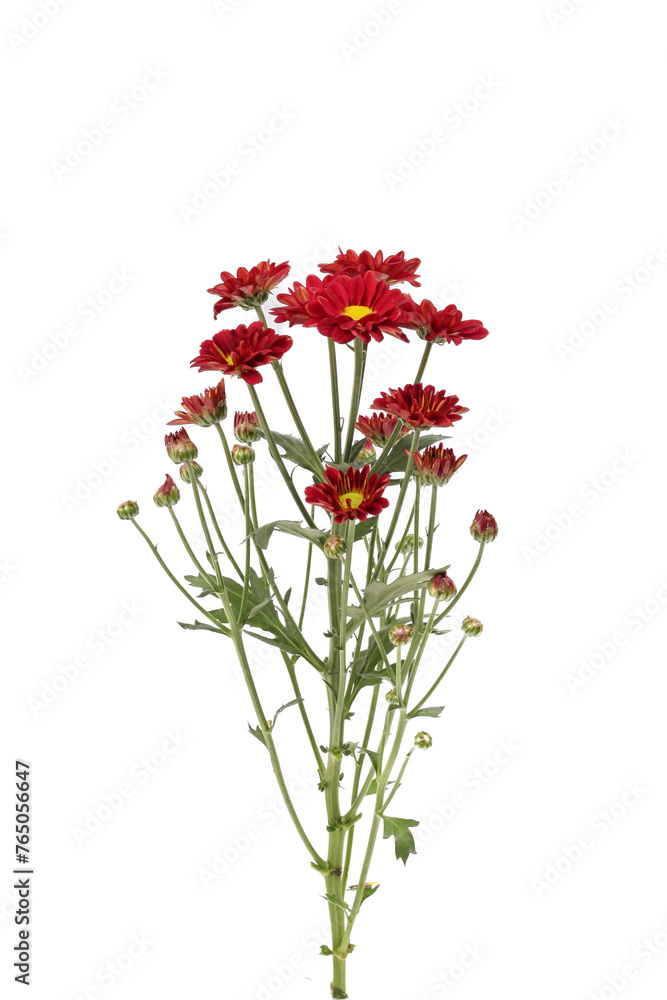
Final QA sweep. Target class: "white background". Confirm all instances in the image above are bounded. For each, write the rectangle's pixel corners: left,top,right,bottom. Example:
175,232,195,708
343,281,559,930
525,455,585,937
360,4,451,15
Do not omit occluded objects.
2,1,666,998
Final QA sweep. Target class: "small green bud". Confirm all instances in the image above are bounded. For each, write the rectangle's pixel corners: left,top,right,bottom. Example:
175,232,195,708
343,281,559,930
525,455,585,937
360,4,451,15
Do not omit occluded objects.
324,534,347,559
153,474,180,508
232,443,255,465
389,624,413,646
179,461,203,483
385,688,399,704
427,572,456,601
117,500,139,520
414,731,432,750
461,615,483,637
395,534,423,554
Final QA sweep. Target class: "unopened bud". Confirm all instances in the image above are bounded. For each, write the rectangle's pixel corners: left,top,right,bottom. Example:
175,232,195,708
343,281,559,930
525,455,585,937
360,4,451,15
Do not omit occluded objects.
117,500,139,520
470,509,498,543
395,534,423,554
428,572,457,601
232,444,255,465
461,616,483,637
234,410,262,443
179,461,203,483
356,437,376,464
385,688,399,704
389,624,413,646
324,534,347,559
165,428,198,464
414,731,432,750
154,473,180,508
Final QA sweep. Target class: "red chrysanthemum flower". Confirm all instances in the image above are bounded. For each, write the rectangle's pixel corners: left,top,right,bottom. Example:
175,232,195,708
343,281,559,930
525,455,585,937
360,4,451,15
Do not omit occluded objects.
355,412,410,447
402,298,489,345
167,378,227,427
208,260,291,319
304,465,391,523
470,509,498,543
370,383,469,429
305,271,410,344
319,249,421,287
165,428,198,464
271,274,323,327
191,322,293,385
411,445,468,486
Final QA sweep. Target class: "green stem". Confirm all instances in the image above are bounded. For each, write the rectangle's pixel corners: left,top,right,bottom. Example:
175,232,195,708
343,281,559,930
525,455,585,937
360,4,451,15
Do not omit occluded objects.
343,339,366,462
433,542,485,627
284,656,326,782
271,360,325,477
200,484,243,579
168,507,216,589
247,384,318,529
341,684,380,890
214,423,245,513
381,746,416,814
372,429,421,579
186,462,223,589
239,465,252,621
409,635,467,717
130,520,229,635
328,338,343,464
414,341,433,383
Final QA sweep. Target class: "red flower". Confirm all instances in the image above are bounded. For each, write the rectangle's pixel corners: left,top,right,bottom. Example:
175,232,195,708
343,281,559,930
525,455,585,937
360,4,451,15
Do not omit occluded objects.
167,378,227,427
191,322,292,385
319,249,421,287
271,275,322,327
403,298,488,345
370,383,469,429
308,271,410,344
412,445,467,486
304,465,390,523
208,260,290,319
355,412,410,447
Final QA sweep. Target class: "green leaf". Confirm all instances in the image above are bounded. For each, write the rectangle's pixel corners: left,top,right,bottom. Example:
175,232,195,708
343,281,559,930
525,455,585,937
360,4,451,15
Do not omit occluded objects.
272,697,303,727
381,433,451,473
409,705,445,719
382,815,419,865
178,618,225,634
248,722,267,747
359,882,380,906
251,519,326,550
346,567,450,626
354,517,378,541
184,573,219,598
321,892,349,911
359,747,380,773
272,431,328,475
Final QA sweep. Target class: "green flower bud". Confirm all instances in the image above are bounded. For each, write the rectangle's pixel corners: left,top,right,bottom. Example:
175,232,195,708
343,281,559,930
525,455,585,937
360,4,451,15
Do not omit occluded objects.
414,731,432,750
179,461,203,483
324,534,347,559
153,474,180,508
232,444,255,465
395,534,423,554
461,615,483,637
389,624,413,646
385,688,399,704
427,572,456,601
117,500,139,520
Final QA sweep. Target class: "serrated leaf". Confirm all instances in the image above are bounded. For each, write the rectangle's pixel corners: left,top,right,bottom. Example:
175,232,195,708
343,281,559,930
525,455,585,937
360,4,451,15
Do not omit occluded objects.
346,568,450,626
409,705,445,719
359,882,380,906
380,433,451,473
184,573,219,598
272,697,303,727
272,431,328,475
251,519,326,550
382,815,419,865
177,619,225,635
248,722,267,747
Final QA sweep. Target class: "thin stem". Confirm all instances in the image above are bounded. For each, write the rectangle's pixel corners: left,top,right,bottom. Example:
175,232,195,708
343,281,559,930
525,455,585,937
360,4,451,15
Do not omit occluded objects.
239,465,252,621
271,360,326,477
343,339,366,462
168,507,216,588
283,656,326,782
404,601,439,702
214,423,245,513
186,461,223,589
434,542,485,627
414,341,433,383
200,484,243,579
130,520,229,635
341,684,380,889
409,635,467,717
328,338,342,464
380,746,416,814
247,384,318,529
372,428,421,579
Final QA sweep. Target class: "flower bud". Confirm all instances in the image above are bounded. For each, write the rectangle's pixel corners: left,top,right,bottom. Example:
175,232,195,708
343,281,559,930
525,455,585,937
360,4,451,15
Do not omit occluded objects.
234,410,262,443
356,437,376,464
232,443,255,465
117,500,139,520
165,428,198,464
414,731,432,750
324,534,347,559
395,534,423,554
470,509,498,543
154,473,180,508
427,572,457,601
179,461,203,483
385,688,399,704
389,624,413,646
461,615,483,637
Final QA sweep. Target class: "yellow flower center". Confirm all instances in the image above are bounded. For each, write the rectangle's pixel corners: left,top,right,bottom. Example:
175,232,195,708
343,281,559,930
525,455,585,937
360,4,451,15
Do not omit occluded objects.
339,490,365,509
342,304,374,322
